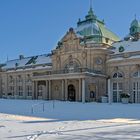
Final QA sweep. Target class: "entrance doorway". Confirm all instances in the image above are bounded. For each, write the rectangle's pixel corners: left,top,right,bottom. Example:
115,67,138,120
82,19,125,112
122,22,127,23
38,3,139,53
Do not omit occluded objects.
68,84,76,101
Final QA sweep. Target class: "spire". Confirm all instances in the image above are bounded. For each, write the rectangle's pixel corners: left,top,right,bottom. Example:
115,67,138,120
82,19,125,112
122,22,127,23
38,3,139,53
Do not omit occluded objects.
90,0,92,9
85,0,96,20
89,0,93,14
135,14,137,20
130,16,140,36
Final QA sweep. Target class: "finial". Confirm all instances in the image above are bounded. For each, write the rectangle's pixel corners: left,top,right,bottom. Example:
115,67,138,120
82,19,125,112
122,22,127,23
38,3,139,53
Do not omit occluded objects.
90,0,93,9
135,14,137,20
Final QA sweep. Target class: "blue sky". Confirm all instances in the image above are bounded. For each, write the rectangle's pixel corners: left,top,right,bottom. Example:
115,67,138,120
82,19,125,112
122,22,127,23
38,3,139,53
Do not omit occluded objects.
0,0,139,62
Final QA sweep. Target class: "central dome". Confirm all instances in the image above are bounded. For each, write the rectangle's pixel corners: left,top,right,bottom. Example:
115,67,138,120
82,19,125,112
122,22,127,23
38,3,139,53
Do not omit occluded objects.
75,8,120,45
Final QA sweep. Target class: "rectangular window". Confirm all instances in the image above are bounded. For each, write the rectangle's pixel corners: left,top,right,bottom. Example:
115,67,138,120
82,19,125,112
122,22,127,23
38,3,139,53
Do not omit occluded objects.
18,86,23,96
113,83,117,90
113,82,123,102
133,82,140,103
27,86,32,96
9,86,14,96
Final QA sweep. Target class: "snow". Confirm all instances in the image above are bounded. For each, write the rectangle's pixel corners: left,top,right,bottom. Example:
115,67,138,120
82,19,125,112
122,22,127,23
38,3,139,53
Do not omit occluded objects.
113,39,140,54
2,54,52,70
0,99,140,140
107,54,140,62
6,65,52,73
75,22,100,36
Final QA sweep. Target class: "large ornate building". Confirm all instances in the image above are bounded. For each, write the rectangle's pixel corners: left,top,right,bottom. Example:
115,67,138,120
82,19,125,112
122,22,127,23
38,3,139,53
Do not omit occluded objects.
0,6,140,103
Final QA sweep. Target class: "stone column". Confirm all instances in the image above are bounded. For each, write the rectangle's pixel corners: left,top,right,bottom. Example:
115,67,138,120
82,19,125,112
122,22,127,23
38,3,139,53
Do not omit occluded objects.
65,79,68,101
0,77,2,98
23,75,26,99
135,90,138,103
5,74,8,97
82,78,85,103
62,80,64,100
45,80,48,100
35,81,38,99
108,79,112,104
79,79,82,101
15,76,17,97
32,81,35,99
49,80,51,100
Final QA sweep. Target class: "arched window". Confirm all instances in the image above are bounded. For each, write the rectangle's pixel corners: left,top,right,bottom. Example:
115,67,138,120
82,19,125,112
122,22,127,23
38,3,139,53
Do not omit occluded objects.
17,75,22,83
26,74,32,83
132,71,140,103
113,72,123,78
133,71,140,78
64,58,80,73
112,72,123,102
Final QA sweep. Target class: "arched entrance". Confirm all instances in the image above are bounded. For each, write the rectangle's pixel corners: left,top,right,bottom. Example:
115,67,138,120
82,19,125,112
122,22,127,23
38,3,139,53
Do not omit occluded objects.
68,84,76,101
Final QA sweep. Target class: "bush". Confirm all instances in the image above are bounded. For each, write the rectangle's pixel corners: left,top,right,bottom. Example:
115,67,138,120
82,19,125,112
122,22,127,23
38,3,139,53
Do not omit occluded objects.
120,93,130,98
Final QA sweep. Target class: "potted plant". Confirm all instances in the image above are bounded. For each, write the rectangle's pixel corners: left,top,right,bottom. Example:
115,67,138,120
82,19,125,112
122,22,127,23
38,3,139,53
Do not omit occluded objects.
120,93,130,104
101,95,108,103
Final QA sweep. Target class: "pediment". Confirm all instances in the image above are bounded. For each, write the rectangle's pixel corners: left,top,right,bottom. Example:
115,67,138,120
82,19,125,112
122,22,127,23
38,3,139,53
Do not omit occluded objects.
62,28,78,42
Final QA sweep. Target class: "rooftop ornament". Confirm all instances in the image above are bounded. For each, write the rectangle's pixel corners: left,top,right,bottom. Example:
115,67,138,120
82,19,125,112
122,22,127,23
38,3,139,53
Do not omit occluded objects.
119,46,125,52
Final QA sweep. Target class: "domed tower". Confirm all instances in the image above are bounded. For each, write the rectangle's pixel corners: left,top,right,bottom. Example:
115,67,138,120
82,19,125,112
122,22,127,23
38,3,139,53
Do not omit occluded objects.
130,17,140,40
75,6,120,46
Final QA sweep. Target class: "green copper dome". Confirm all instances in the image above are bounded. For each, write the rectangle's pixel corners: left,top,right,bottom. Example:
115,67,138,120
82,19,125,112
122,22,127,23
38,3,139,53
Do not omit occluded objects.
131,19,140,27
75,8,120,45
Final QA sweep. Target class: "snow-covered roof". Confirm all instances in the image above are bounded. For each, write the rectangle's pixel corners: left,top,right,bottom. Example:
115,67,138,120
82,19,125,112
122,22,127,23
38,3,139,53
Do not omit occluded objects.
107,55,140,62
113,39,140,54
2,54,52,70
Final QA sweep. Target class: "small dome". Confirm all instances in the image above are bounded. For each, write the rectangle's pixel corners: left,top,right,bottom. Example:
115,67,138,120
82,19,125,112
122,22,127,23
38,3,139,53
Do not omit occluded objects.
130,18,140,36
131,19,140,28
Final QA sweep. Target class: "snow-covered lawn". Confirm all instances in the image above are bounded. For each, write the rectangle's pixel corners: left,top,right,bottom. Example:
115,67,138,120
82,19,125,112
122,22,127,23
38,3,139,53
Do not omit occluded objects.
0,99,140,140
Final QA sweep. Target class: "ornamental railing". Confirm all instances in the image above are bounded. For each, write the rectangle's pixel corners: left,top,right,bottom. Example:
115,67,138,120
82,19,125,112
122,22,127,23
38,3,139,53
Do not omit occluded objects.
33,68,102,77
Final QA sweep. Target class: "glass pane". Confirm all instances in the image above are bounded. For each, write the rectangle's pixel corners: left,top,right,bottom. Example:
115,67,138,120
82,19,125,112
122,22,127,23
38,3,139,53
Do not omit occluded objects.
113,83,117,90
118,91,122,102
133,72,138,77
113,91,117,102
118,83,123,90
118,72,123,78
113,73,117,78
133,82,136,90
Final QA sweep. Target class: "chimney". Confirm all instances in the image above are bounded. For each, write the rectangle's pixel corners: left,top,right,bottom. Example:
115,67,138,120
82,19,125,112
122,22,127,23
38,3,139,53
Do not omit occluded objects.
19,55,24,60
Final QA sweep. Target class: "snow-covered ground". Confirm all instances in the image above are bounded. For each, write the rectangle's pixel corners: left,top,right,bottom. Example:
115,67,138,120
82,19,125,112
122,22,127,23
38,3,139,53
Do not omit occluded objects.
0,99,140,140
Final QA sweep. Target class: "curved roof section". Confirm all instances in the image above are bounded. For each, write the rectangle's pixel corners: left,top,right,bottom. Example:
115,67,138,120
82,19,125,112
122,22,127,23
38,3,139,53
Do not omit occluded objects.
97,21,120,41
